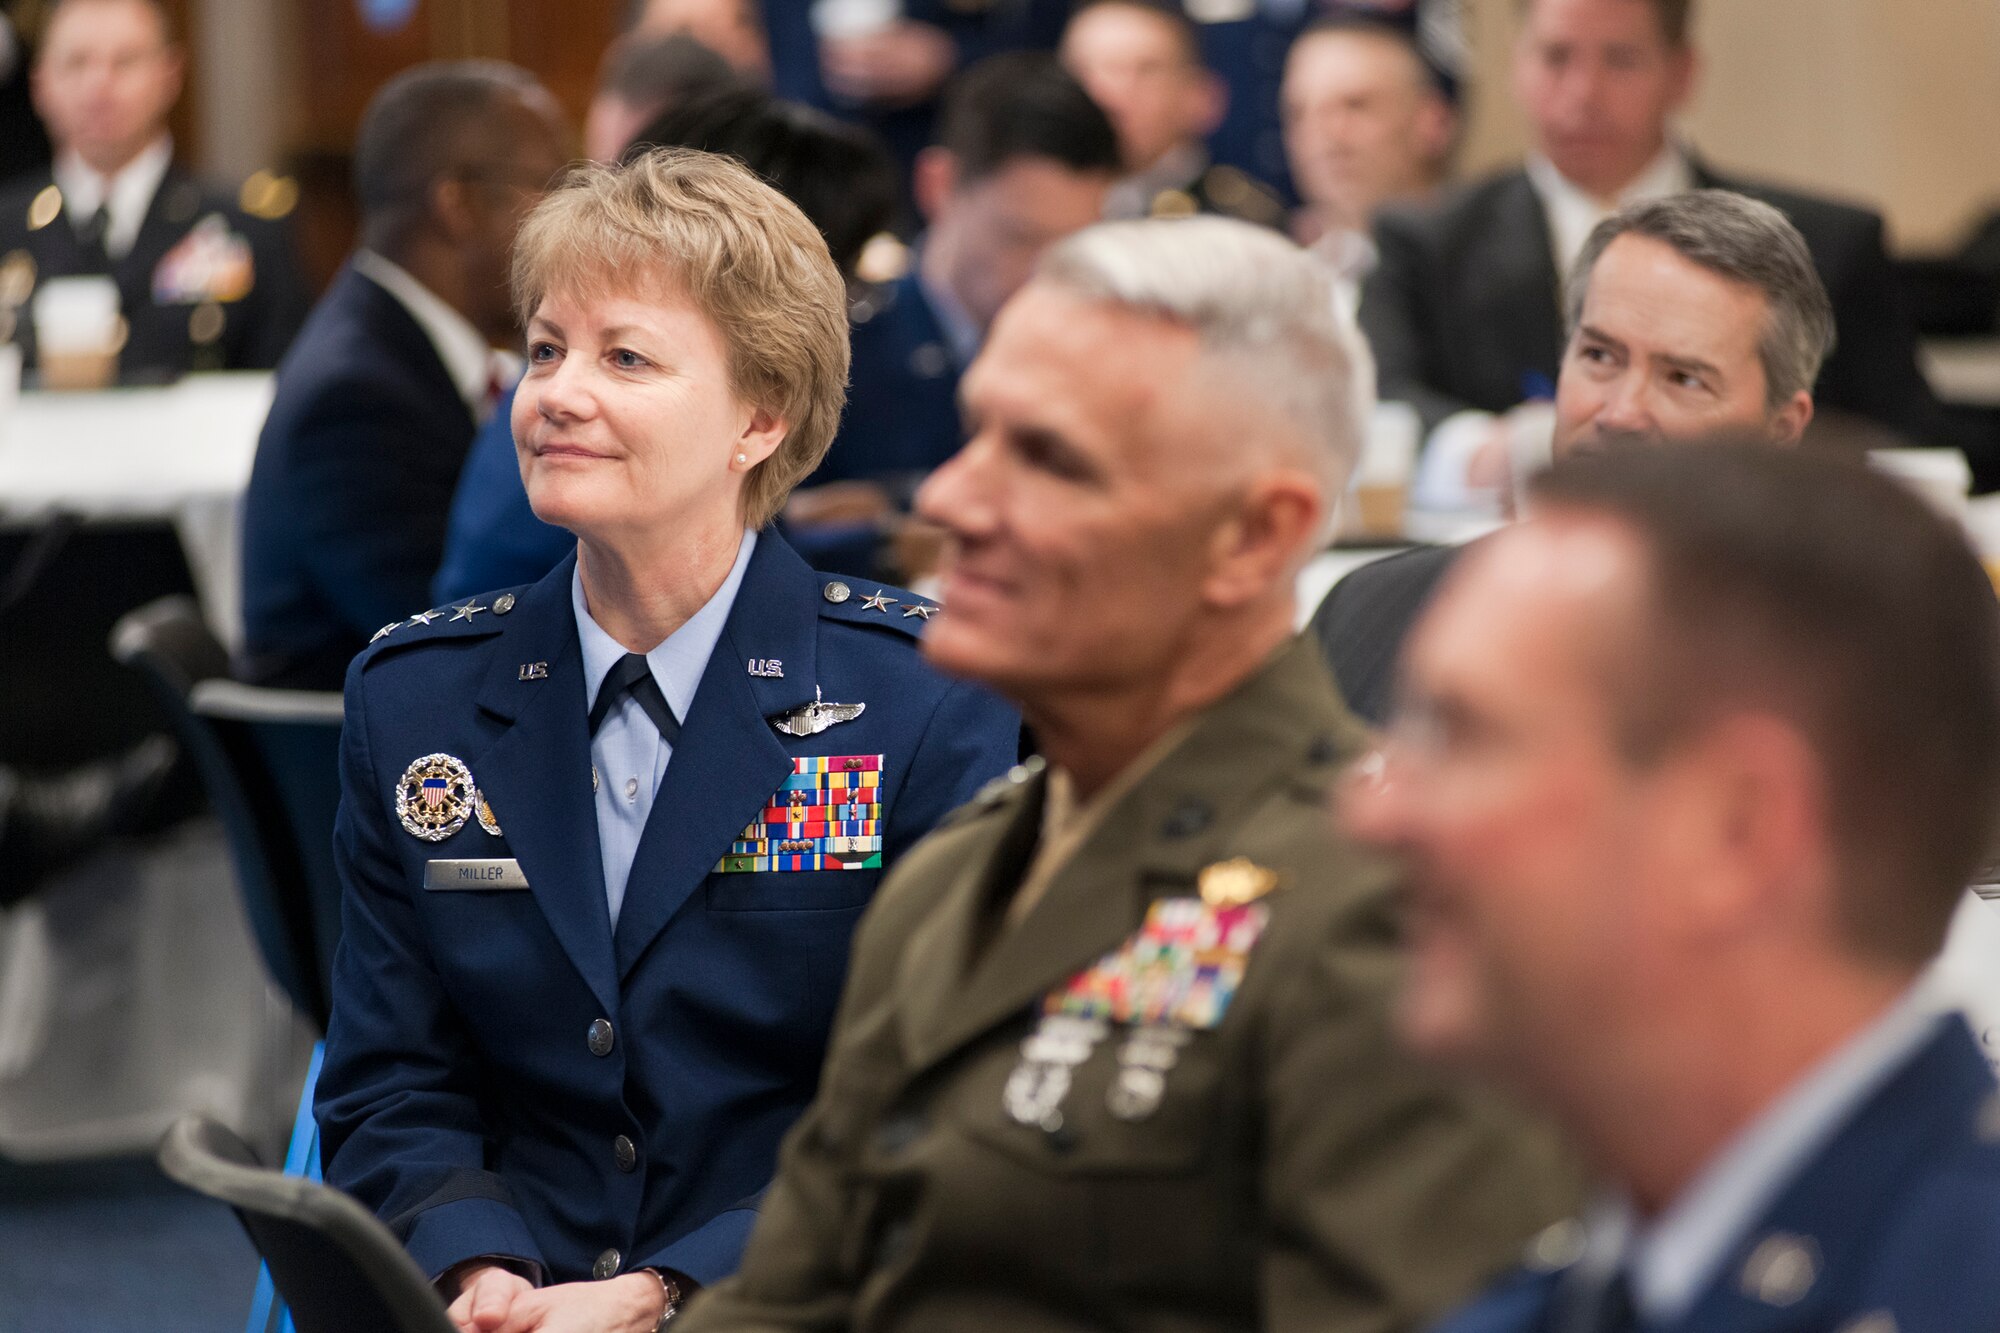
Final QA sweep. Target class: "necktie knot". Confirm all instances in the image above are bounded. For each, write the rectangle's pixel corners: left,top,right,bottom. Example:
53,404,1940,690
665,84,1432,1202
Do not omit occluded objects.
588,652,682,744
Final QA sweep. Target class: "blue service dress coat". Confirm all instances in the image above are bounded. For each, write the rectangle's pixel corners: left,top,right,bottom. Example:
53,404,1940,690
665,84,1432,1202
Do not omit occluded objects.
315,531,1021,1287
1435,1016,2000,1333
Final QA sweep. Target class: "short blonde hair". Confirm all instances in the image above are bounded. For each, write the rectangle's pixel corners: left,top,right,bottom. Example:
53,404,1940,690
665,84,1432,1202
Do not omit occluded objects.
511,147,851,528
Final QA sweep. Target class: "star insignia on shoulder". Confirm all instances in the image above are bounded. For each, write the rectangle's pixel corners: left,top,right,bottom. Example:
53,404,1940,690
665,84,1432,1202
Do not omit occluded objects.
371,621,401,643
859,591,898,613
901,603,934,619
449,601,488,623
409,608,441,626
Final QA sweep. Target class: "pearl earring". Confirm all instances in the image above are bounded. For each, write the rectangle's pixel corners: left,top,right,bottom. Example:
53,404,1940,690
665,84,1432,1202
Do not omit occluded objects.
736,452,748,464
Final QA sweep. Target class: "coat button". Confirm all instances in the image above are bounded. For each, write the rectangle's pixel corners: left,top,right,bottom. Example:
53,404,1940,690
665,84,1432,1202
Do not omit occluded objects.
587,1019,615,1057
493,592,516,615
822,580,852,604
613,1134,638,1172
592,1247,621,1280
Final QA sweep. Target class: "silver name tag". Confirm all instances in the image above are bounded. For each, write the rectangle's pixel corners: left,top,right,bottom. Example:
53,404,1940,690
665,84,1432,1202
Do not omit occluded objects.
425,859,531,891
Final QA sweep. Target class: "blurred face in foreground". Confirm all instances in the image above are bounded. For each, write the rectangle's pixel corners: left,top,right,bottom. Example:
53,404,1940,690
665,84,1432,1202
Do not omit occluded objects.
1553,233,1812,457
916,281,1303,705
1340,516,1687,1090
1281,27,1453,232
33,0,182,175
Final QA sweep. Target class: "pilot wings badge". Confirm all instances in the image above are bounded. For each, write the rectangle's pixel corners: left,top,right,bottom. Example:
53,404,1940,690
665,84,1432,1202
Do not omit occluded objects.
771,686,866,738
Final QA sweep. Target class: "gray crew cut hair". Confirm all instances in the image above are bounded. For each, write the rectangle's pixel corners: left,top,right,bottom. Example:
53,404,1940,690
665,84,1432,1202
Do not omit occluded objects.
1567,190,1836,412
1034,216,1371,514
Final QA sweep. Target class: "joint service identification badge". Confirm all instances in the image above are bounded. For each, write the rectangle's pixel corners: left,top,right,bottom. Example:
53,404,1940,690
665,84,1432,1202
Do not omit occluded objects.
397,753,479,842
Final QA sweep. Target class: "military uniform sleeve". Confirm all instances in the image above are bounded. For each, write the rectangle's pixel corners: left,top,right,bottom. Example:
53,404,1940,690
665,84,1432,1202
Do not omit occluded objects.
314,660,547,1280
1256,863,1582,1332
1359,211,1478,437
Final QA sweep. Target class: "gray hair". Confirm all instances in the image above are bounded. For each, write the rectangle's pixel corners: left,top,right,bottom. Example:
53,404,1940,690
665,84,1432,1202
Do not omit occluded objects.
1035,215,1369,514
1567,190,1836,412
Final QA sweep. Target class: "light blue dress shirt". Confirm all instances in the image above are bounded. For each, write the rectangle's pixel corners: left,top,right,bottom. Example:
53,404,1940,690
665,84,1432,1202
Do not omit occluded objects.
1558,984,1944,1330
571,529,758,927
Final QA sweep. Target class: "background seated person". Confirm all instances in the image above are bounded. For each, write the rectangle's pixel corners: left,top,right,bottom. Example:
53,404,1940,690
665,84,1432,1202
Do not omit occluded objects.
1059,0,1282,228
1279,16,1456,314
316,148,1018,1333
1360,0,1962,514
0,0,305,379
782,53,1117,582
1315,189,1832,725
237,62,568,689
433,85,901,605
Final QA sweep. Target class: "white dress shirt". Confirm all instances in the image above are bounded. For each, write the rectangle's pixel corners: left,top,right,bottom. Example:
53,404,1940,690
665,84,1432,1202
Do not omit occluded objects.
572,530,758,927
52,136,172,262
351,249,518,420
1557,986,1943,1330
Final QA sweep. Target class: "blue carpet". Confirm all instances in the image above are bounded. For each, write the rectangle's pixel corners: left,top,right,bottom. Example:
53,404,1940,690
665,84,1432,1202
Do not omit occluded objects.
0,1153,258,1333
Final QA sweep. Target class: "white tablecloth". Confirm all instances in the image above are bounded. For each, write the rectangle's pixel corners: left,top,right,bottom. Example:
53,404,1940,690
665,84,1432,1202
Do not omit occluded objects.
0,373,272,648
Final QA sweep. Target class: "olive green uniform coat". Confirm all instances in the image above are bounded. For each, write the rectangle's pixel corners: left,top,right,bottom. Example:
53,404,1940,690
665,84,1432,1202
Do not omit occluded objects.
683,638,1580,1333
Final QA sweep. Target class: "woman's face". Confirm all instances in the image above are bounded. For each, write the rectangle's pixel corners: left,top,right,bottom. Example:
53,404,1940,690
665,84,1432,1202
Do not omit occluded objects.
514,284,784,545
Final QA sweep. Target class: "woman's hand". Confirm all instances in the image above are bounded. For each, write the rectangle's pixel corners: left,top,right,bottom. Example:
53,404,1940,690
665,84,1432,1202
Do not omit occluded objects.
470,1273,668,1333
446,1265,535,1332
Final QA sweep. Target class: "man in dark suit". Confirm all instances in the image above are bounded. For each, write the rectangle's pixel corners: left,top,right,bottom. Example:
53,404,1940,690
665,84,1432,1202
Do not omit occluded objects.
1345,443,2000,1333
784,54,1117,580
237,63,568,690
0,0,305,380
1360,0,1955,512
1317,189,1833,725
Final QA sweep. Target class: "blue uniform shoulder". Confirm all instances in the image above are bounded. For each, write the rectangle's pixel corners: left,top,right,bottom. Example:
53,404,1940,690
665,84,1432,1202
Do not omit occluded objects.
811,575,940,641
349,586,531,673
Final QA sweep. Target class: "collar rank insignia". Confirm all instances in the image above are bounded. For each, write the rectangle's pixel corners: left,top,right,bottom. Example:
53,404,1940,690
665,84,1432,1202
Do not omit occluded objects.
396,753,478,841
1197,857,1280,907
771,686,866,737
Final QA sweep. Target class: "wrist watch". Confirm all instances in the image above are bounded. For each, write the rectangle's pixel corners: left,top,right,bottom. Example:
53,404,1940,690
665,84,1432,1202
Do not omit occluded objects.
644,1269,682,1329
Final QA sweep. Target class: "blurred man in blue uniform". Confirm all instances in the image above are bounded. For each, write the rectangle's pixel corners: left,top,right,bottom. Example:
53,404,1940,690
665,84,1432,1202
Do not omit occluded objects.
238,63,568,689
1345,443,2000,1333
786,55,1116,580
0,0,305,380
1060,0,1286,228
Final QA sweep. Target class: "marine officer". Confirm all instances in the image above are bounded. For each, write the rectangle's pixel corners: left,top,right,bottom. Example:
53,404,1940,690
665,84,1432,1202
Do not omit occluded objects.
0,0,305,379
1345,443,2000,1333
314,149,1019,1333
680,215,1578,1333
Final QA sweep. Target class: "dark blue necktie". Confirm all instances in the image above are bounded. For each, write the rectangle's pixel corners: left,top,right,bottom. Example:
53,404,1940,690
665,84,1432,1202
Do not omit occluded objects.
588,652,681,744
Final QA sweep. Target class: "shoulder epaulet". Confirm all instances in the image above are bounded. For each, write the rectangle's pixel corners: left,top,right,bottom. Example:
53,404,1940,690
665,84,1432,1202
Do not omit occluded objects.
238,168,300,222
937,755,1045,831
354,589,524,666
813,577,939,639
1198,165,1288,230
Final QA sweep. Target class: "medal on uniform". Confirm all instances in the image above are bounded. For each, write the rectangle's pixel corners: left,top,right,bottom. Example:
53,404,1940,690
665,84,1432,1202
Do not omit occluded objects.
714,754,886,873
475,792,503,837
1003,1012,1107,1132
1008,866,1280,1130
396,753,478,842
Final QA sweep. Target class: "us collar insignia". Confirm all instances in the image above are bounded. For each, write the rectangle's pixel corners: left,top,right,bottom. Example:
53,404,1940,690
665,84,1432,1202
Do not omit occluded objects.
771,686,866,737
396,753,478,841
1197,857,1281,907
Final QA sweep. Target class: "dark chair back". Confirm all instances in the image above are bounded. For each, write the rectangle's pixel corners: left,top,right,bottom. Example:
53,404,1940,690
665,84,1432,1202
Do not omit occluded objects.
110,597,328,1027
192,680,346,1014
158,1115,457,1333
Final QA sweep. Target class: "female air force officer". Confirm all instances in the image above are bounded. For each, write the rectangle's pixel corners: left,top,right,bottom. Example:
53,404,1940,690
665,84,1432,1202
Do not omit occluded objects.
316,149,1019,1333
